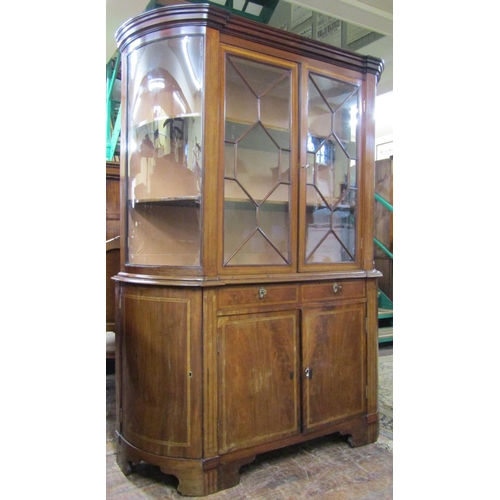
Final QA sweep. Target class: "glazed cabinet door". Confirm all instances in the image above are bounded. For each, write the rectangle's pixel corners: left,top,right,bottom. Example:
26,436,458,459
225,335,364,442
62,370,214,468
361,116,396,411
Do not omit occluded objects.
301,302,366,432
217,310,301,453
299,63,363,272
118,285,202,458
220,45,298,273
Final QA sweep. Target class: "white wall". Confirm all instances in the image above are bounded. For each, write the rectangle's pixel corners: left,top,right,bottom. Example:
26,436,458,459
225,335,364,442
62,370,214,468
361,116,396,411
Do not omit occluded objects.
375,90,393,153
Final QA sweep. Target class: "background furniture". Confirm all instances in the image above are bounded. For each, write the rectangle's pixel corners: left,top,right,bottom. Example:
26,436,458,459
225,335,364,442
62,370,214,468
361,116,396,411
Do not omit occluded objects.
106,161,120,357
113,3,383,496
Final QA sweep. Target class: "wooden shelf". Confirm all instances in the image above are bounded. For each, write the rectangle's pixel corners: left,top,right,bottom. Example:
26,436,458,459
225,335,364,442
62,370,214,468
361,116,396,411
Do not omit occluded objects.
305,203,355,213
132,196,201,207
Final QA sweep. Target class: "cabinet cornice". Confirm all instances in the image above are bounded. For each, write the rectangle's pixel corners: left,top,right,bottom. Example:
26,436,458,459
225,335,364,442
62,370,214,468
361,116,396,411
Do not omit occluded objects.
115,3,384,80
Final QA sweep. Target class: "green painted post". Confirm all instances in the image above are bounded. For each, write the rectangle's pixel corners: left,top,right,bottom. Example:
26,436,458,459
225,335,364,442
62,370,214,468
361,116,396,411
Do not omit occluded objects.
106,54,121,161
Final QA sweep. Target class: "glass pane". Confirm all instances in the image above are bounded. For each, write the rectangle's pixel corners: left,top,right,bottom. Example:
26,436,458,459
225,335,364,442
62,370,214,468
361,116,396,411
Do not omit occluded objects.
259,184,291,262
235,123,280,202
261,77,291,149
224,54,292,267
277,150,290,184
224,143,236,179
228,56,289,97
305,72,359,264
224,184,290,266
225,230,286,266
126,35,204,266
225,59,258,130
224,181,257,264
309,73,355,113
332,91,358,159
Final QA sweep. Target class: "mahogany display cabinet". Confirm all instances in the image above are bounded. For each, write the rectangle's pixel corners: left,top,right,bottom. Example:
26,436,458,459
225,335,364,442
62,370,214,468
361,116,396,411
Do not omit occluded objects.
113,3,384,496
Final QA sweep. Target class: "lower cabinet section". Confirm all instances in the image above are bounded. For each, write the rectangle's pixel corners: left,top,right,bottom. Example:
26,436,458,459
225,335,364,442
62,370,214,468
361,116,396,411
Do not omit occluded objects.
115,279,378,496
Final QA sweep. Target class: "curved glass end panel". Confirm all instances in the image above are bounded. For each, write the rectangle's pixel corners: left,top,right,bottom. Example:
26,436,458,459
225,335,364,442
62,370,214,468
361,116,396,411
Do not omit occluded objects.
305,72,359,265
125,35,204,267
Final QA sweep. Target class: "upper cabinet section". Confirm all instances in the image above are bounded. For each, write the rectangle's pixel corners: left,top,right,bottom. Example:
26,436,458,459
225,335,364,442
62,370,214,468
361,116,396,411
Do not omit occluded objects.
115,3,383,280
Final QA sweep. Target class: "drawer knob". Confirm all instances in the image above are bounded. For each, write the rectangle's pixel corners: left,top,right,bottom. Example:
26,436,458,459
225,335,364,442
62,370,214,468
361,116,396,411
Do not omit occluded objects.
332,283,343,293
258,287,267,299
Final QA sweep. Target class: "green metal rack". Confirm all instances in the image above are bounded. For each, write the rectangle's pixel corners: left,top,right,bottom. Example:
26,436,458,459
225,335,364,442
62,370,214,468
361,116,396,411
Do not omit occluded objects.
106,54,121,161
375,191,393,344
185,0,279,23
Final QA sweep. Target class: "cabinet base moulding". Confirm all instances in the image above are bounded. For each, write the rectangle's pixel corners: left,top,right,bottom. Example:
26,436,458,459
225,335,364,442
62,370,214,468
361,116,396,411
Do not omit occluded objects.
115,432,256,497
115,413,378,497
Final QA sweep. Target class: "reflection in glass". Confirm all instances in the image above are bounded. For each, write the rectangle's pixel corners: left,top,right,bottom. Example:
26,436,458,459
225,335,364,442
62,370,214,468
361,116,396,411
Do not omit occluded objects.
305,72,359,264
126,35,204,266
223,54,292,266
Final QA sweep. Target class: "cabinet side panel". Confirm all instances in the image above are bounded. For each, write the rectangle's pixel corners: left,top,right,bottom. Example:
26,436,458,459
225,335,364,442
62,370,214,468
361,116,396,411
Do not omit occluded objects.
365,278,380,442
361,73,377,270
121,286,202,458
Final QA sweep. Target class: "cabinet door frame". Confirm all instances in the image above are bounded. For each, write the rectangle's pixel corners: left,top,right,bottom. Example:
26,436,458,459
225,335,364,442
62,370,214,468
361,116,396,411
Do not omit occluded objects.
216,42,300,276
298,60,368,274
217,309,301,453
301,301,367,433
117,285,203,459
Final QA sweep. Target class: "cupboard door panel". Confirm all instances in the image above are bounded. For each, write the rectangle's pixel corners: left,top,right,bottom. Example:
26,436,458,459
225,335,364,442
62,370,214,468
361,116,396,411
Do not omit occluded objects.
120,286,202,458
218,311,300,453
302,303,366,432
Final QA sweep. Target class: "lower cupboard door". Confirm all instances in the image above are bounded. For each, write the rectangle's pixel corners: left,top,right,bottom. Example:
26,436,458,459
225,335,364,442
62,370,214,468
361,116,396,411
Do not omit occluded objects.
302,303,366,432
119,286,202,459
217,310,301,454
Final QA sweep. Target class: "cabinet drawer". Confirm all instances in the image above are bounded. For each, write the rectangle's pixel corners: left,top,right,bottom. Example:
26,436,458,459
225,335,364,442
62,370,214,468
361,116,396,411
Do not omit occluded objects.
218,284,299,309
301,280,365,302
